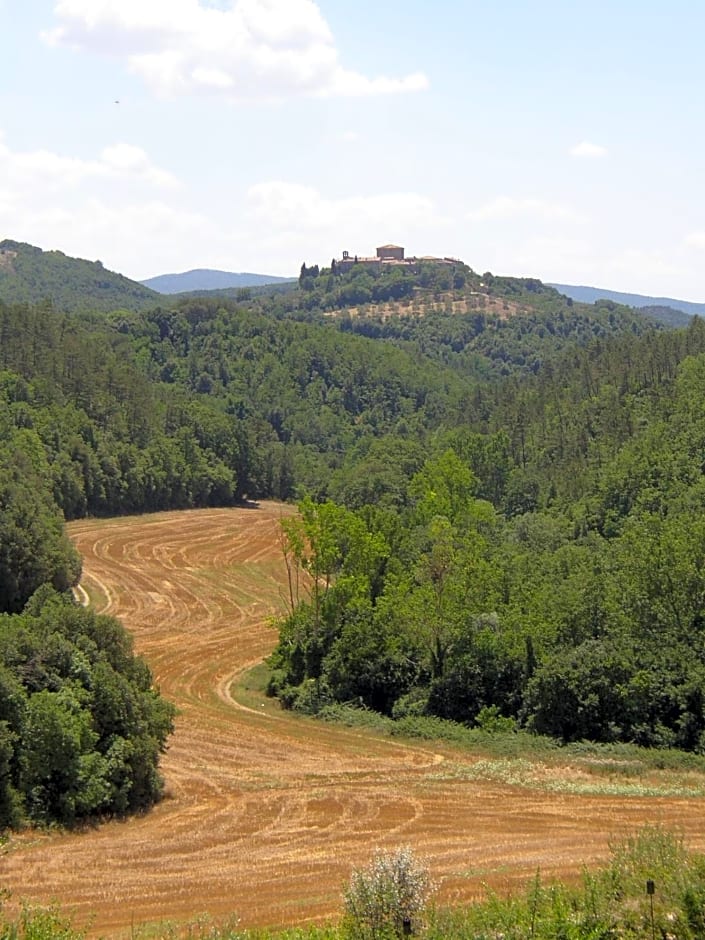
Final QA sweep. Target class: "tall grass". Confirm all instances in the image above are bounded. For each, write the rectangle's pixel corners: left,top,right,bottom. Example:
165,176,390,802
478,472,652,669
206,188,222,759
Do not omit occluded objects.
314,704,705,792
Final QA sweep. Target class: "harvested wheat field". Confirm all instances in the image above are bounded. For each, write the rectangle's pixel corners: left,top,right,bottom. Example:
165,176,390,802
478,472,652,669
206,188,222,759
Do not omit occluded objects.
3,503,705,937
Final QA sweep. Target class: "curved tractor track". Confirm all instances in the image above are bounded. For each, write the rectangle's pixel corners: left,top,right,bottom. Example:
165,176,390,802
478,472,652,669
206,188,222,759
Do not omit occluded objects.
3,504,705,936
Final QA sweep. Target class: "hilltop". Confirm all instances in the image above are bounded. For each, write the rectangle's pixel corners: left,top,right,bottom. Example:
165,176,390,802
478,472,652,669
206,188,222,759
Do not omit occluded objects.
0,239,159,312
244,249,680,331
243,256,663,343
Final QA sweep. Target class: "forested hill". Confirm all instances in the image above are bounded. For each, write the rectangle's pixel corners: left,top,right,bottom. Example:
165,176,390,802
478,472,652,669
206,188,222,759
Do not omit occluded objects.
0,264,670,527
0,239,159,311
246,258,673,327
6,242,705,784
241,263,659,381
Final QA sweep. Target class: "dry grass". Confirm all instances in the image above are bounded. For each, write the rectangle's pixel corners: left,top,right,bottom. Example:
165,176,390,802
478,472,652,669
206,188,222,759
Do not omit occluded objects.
2,503,705,938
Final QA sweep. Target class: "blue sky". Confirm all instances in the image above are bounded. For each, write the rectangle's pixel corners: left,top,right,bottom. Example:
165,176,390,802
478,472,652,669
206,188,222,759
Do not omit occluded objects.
3,1,705,299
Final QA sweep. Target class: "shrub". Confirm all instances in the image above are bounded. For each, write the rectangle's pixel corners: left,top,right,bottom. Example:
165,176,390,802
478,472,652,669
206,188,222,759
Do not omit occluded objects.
343,847,435,939
391,689,429,720
0,900,85,939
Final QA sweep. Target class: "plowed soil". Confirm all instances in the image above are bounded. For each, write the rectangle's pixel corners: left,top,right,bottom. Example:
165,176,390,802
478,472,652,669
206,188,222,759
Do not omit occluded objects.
3,504,705,937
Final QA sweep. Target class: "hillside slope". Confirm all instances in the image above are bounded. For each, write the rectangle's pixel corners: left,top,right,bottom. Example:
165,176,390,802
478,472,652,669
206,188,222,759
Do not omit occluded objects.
0,240,159,311
4,507,705,937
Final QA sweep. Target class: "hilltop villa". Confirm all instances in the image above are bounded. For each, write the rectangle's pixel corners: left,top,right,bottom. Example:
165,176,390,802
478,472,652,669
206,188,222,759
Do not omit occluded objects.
335,245,457,274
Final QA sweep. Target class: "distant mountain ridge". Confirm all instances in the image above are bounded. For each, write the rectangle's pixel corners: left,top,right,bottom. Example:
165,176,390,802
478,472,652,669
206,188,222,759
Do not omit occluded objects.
140,268,295,294
550,283,705,319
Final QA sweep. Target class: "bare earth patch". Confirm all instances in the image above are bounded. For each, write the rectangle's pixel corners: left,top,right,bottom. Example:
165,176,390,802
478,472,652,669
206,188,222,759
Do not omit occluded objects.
2,504,705,937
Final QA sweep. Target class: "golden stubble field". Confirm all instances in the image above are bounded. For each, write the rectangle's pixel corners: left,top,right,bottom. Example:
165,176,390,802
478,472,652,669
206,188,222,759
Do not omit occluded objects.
3,503,705,937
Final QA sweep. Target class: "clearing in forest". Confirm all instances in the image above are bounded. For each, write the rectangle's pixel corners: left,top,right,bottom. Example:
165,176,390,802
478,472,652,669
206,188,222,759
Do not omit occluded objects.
3,503,705,937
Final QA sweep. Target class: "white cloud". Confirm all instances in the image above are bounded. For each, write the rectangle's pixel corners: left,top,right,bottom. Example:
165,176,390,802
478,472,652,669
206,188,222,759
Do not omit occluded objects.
0,188,212,280
684,231,705,250
0,125,441,280
0,130,190,277
70,199,213,269
246,180,436,231
0,133,179,191
510,235,592,278
525,239,689,295
483,237,688,300
191,66,235,89
43,0,428,101
604,247,683,284
570,140,608,158
467,196,584,223
241,180,444,272
100,143,180,187
324,70,428,98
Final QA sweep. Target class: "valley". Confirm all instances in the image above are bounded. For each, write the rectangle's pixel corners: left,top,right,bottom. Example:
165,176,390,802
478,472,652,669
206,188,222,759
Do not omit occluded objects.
3,504,705,937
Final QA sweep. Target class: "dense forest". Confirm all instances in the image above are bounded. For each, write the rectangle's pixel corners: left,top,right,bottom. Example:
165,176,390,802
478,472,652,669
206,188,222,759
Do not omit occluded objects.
0,266,656,519
0,421,175,828
2,247,705,834
269,316,705,751
0,332,176,826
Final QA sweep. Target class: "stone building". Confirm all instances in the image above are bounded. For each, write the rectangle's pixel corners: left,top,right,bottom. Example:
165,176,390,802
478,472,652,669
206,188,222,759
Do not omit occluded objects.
336,245,406,273
376,244,405,261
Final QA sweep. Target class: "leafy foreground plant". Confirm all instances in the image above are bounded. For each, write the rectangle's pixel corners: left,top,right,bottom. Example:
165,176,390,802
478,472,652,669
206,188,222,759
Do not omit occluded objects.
342,847,435,939
0,898,85,939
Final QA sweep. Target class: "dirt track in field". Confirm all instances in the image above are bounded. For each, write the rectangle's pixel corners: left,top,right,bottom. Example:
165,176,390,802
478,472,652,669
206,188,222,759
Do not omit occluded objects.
3,503,705,937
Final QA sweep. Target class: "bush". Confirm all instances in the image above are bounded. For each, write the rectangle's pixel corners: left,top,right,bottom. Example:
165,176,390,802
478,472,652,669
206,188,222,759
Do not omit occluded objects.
391,689,429,720
474,705,517,734
0,900,85,939
343,847,435,939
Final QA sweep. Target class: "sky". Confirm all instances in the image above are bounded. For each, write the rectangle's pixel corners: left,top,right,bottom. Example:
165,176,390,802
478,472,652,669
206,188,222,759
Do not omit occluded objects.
3,1,705,300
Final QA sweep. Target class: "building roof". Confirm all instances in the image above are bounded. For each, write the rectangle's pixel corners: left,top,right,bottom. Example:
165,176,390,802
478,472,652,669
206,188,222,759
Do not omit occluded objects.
377,244,403,250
